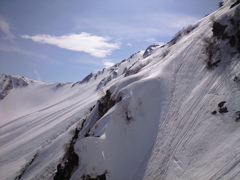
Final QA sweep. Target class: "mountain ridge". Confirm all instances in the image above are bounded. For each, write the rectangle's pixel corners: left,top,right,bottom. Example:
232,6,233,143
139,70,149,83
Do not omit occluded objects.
1,0,240,179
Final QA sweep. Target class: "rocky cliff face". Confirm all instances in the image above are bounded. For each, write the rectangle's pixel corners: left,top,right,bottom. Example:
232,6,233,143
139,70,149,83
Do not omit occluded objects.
1,1,240,180
0,75,28,100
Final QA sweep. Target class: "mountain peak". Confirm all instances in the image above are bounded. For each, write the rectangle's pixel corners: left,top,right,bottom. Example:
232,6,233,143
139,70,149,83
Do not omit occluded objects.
0,74,29,100
1,2,240,180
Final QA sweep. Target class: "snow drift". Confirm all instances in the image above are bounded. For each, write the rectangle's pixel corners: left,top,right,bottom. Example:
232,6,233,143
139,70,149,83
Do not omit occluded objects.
0,0,240,179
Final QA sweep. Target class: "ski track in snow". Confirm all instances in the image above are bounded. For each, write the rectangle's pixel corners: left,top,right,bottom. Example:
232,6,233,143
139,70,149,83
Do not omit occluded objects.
1,1,240,179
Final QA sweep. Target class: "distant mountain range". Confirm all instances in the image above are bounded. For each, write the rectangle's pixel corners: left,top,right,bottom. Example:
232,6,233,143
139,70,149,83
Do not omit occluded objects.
1,0,240,179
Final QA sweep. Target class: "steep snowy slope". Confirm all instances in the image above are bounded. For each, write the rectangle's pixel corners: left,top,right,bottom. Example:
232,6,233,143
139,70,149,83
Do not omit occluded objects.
1,0,240,180
0,52,144,180
69,1,240,179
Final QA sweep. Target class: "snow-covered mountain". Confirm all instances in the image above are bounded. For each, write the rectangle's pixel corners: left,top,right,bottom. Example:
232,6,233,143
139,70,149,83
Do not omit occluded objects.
1,0,240,179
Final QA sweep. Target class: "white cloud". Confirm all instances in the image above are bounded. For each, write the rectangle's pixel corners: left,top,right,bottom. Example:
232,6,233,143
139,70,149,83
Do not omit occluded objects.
0,16,15,43
103,59,114,68
21,33,120,58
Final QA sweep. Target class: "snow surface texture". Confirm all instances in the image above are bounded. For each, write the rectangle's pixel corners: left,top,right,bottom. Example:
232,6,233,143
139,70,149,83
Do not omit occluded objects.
1,1,240,179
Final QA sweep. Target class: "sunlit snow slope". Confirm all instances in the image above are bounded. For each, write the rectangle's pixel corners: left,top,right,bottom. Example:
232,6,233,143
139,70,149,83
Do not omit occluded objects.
1,0,240,180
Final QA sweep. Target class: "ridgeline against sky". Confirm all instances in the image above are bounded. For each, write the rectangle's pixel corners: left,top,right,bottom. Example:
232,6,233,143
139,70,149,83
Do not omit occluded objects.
0,0,220,83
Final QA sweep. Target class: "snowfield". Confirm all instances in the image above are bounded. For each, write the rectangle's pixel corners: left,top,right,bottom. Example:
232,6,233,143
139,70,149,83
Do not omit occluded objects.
1,0,240,179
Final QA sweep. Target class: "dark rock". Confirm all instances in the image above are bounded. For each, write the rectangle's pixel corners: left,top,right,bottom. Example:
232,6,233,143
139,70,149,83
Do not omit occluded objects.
212,22,228,39
143,45,158,58
230,0,240,9
218,101,226,108
235,111,240,122
229,36,236,47
219,107,228,113
82,172,107,180
211,110,217,115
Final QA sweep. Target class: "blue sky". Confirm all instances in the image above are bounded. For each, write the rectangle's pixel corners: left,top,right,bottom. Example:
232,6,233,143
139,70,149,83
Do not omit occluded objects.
0,0,221,83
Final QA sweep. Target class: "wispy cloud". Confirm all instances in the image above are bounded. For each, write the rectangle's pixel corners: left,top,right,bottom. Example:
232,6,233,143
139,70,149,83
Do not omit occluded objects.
103,59,114,68
0,43,49,59
145,38,165,45
74,12,198,39
74,58,102,66
21,33,120,58
0,43,35,55
126,43,133,47
33,70,42,81
159,12,198,29
0,16,15,43
130,12,199,37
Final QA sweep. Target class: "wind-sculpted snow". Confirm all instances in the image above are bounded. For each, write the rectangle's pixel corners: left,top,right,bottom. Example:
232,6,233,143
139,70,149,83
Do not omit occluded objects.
0,50,145,180
71,73,171,180
1,1,240,180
